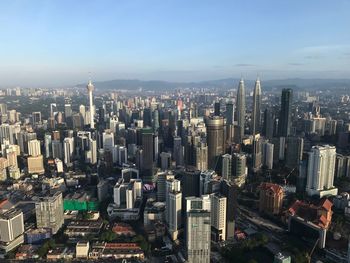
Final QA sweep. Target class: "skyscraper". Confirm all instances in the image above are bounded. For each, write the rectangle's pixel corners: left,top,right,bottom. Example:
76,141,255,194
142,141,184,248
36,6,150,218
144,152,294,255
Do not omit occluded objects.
236,78,246,141
141,127,154,183
278,88,293,137
210,193,227,241
63,137,74,167
186,195,211,263
166,178,182,240
86,80,95,129
252,78,262,135
285,136,304,169
205,116,225,170
306,145,338,197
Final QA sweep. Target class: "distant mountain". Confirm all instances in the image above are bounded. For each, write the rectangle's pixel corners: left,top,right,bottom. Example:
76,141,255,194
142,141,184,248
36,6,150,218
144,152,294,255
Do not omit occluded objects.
76,78,350,92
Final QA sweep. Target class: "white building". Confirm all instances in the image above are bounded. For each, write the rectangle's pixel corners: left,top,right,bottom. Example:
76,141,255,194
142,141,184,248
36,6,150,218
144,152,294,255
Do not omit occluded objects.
306,145,338,198
166,179,182,240
28,139,41,157
186,195,211,263
210,193,227,242
63,137,74,167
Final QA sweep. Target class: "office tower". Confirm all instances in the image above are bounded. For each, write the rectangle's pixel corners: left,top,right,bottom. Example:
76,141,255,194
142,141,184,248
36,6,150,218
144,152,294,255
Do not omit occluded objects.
205,116,224,170
186,195,211,263
262,141,274,170
160,152,171,171
102,130,115,151
166,178,182,240
141,128,154,183
285,137,304,169
35,192,64,234
278,88,293,137
52,140,63,159
226,101,234,125
28,139,41,157
259,183,284,215
0,103,7,115
214,101,220,116
64,104,72,119
222,153,232,180
143,108,152,127
263,107,275,139
231,153,247,187
252,78,262,135
252,136,263,172
210,193,227,241
199,170,220,195
52,130,60,141
72,113,83,129
182,168,201,201
27,155,45,174
156,172,174,202
44,134,52,158
153,109,160,132
306,145,338,197
87,80,95,129
173,136,184,166
236,78,246,141
0,209,24,251
63,137,74,167
32,111,42,125
221,180,237,239
195,142,208,172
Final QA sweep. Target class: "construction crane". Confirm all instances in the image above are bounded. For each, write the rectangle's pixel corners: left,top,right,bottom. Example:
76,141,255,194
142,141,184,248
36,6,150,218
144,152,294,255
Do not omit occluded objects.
307,238,320,263
283,167,296,186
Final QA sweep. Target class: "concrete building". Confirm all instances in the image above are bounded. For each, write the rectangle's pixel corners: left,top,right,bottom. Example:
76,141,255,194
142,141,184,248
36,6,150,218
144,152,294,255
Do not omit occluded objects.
259,183,284,215
210,193,227,242
186,195,211,263
0,209,24,253
205,116,225,170
28,139,41,157
306,145,338,198
166,178,182,240
27,155,45,174
35,192,64,234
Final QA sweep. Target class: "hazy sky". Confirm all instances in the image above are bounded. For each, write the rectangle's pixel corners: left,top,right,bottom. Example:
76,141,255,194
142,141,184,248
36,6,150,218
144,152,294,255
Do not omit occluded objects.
1,0,350,86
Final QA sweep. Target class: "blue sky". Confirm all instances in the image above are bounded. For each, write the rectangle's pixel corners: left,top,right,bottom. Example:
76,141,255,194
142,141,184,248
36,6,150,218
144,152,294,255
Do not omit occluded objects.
0,0,350,86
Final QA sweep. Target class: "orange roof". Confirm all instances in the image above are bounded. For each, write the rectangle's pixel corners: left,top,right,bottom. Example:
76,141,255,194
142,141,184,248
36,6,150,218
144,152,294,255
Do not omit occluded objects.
260,182,283,195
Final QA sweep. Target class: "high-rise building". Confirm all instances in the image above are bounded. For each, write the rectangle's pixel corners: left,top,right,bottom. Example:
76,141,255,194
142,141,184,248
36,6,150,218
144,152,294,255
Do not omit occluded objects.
205,116,224,170
27,155,45,174
262,141,274,170
226,101,234,125
28,139,41,157
221,154,232,179
214,101,220,116
231,153,247,187
102,130,115,151
186,195,211,263
52,140,63,160
35,192,64,234
156,172,174,202
259,183,284,215
236,78,246,142
44,134,52,158
160,152,171,171
166,178,182,240
0,209,24,243
173,136,184,166
195,142,208,171
252,136,263,172
141,128,154,183
210,193,227,241
285,137,304,169
0,209,24,252
87,80,95,129
263,107,275,139
252,78,262,135
306,145,338,197
278,88,293,137
63,137,74,167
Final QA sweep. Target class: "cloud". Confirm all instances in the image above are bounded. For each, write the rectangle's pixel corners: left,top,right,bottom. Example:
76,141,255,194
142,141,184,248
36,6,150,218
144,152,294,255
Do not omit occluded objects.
288,62,304,66
235,63,256,67
304,55,324,60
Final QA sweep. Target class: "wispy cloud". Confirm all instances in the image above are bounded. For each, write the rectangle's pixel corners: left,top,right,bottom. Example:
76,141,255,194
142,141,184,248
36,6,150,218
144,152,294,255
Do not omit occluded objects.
235,63,256,67
288,62,304,66
304,55,324,60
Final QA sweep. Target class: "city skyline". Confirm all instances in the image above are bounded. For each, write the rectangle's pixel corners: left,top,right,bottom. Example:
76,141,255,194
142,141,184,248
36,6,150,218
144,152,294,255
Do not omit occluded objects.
1,0,350,86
